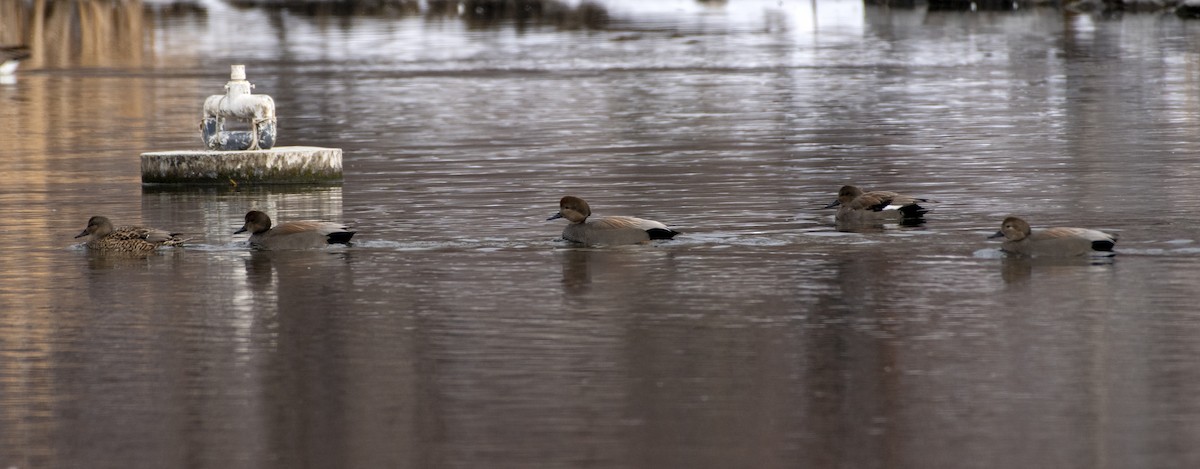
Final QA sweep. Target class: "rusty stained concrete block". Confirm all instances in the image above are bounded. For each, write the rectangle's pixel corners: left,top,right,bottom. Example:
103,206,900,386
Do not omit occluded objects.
141,146,343,185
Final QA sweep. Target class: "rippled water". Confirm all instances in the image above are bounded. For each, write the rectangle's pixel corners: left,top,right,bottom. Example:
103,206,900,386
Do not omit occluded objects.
4,0,1200,467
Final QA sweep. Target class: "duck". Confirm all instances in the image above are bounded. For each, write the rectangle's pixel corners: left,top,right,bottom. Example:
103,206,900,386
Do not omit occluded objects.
547,195,679,245
234,210,355,250
824,185,934,223
0,46,31,75
74,216,187,253
988,216,1118,257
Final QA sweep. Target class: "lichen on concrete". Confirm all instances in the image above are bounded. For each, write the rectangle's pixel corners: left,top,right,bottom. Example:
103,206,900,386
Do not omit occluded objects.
141,146,343,185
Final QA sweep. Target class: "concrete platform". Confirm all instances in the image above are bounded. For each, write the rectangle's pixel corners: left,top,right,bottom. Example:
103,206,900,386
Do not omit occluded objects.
141,146,342,185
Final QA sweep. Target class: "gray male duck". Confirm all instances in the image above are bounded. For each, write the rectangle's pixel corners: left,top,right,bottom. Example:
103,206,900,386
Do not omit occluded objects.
989,216,1117,257
235,210,355,250
548,196,679,246
824,185,934,223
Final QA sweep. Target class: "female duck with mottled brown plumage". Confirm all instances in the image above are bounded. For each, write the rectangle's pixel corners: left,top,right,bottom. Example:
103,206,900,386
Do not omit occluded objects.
74,216,187,253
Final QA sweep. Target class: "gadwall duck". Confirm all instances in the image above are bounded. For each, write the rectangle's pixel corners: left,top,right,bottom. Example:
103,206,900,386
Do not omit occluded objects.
989,216,1117,257
824,185,933,223
547,196,679,245
0,46,31,75
235,210,355,250
74,216,187,253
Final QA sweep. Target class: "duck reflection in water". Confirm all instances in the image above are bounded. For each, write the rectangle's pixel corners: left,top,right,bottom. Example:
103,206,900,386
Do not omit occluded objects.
999,255,1116,285
558,248,678,297
242,250,357,316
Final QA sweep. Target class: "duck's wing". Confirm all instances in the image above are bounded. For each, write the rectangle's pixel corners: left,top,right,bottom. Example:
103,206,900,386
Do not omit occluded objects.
851,191,935,212
592,216,667,231
272,221,343,233
592,216,679,239
110,225,158,241
113,225,187,245
275,221,355,242
849,191,908,211
1037,227,1118,252
845,192,889,211
1040,227,1118,242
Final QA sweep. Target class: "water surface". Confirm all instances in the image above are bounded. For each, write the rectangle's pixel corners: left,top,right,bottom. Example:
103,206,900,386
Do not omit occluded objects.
4,1,1200,467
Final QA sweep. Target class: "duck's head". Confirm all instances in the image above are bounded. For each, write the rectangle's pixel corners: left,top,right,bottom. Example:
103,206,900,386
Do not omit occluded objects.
824,185,864,209
235,210,273,235
76,216,114,239
547,196,591,223
989,216,1031,241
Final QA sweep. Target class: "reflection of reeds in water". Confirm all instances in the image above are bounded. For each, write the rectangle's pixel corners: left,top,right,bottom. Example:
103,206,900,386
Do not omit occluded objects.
0,1,27,46
2,0,614,67
863,0,920,7
227,0,421,16
227,0,610,29
435,0,609,29
1,0,145,69
927,0,1022,10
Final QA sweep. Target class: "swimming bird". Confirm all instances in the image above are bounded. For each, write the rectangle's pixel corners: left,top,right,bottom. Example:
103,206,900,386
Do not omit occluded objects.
824,185,933,223
547,195,679,245
74,216,187,253
988,216,1118,257
235,210,355,250
0,46,31,75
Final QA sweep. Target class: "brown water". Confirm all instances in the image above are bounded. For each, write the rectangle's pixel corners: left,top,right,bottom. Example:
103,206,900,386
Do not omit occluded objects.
4,0,1200,467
